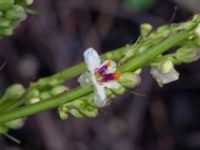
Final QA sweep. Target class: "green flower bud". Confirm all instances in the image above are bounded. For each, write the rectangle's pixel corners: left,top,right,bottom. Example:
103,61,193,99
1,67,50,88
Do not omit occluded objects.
160,60,173,74
4,118,26,129
1,84,25,100
29,97,40,104
0,26,13,36
48,78,63,86
25,0,34,5
58,95,99,119
79,109,98,118
134,68,142,75
176,47,200,63
50,85,66,96
4,5,27,21
58,110,68,120
72,99,84,107
112,86,126,95
70,108,84,119
119,72,141,88
58,104,70,120
0,0,14,11
0,18,10,27
31,89,40,97
105,89,116,99
40,91,51,100
157,25,170,33
59,103,69,112
140,23,153,37
156,25,171,37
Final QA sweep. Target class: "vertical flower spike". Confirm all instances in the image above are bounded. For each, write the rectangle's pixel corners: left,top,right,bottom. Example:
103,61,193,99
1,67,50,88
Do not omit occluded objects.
78,48,122,107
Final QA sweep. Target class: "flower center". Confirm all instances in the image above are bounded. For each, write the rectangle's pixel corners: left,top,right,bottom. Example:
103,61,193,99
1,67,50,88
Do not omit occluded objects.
95,60,121,83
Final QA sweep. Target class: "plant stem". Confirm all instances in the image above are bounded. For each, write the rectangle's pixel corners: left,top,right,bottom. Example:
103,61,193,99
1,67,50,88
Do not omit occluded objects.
119,31,190,72
0,87,93,124
0,30,192,124
0,46,130,112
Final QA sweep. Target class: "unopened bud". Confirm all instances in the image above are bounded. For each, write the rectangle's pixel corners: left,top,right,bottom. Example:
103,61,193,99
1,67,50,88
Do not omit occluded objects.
50,85,67,96
134,69,142,75
112,86,126,95
156,25,171,37
4,118,26,129
49,78,61,86
2,84,25,100
79,109,98,118
105,89,116,98
25,0,34,5
119,72,141,88
160,60,173,74
70,108,84,119
29,98,40,104
40,92,51,100
31,89,40,97
176,47,200,63
140,23,153,37
58,110,68,120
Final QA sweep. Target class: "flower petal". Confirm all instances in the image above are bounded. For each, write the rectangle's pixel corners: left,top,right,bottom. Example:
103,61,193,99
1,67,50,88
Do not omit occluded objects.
78,72,92,87
151,67,179,87
94,84,107,106
90,74,107,106
100,60,117,74
83,48,101,72
103,81,121,89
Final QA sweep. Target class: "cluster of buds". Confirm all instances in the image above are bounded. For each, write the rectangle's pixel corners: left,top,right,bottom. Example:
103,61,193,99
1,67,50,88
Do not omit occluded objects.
58,94,98,120
28,85,67,104
0,84,26,135
0,0,34,37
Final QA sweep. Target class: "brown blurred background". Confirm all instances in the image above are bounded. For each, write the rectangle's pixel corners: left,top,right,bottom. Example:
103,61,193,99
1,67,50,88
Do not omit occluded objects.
0,0,200,150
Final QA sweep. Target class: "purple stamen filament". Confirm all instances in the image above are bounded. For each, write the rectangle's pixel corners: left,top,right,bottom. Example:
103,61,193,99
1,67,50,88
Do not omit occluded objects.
97,65,108,75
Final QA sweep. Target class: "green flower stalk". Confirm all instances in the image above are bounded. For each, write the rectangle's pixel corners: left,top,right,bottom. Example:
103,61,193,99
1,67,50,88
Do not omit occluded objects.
1,13,200,127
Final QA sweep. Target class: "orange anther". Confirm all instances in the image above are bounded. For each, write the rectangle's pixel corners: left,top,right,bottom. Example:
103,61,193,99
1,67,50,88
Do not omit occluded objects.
107,60,112,66
114,71,122,80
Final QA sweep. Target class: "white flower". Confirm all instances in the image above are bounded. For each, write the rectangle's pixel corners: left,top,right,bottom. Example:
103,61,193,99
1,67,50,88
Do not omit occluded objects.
78,48,121,107
150,66,179,87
